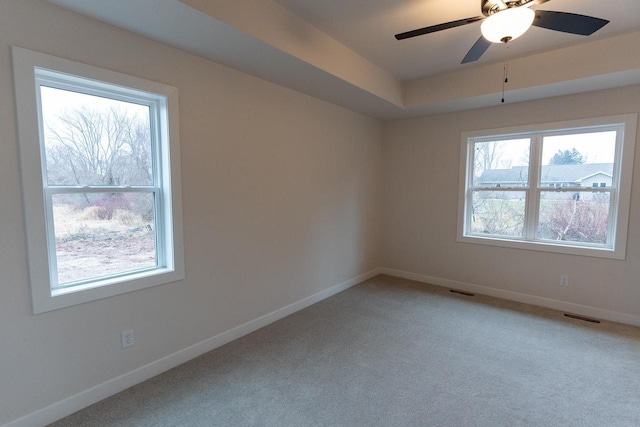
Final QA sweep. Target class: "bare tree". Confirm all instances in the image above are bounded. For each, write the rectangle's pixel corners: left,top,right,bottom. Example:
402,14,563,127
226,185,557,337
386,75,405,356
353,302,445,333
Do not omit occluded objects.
538,193,609,244
45,106,151,187
44,106,152,216
470,141,529,236
471,192,525,237
474,141,504,179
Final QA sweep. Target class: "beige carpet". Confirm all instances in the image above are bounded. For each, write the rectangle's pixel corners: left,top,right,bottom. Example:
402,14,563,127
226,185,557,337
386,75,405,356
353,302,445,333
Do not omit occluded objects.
50,275,640,426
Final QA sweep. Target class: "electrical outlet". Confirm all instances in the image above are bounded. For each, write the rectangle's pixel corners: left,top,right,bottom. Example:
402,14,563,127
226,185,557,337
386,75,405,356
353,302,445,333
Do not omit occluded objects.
560,275,569,287
121,329,134,348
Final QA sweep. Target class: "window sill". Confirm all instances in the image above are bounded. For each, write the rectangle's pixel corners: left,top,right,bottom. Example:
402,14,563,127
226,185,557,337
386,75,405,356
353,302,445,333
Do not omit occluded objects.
457,234,623,260
33,268,184,314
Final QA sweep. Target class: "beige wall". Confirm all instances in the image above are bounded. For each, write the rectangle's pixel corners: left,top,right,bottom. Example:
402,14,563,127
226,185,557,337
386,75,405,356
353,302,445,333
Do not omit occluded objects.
0,1,382,424
3,1,640,425
383,85,640,320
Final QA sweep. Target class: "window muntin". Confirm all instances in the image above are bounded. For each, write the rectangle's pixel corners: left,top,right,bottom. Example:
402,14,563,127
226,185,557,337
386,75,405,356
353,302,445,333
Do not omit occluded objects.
38,79,163,293
13,47,184,313
458,115,636,259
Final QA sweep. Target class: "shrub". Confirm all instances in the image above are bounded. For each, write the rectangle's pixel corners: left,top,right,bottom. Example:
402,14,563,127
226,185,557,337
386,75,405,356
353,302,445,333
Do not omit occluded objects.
79,206,103,221
112,209,144,227
94,196,131,220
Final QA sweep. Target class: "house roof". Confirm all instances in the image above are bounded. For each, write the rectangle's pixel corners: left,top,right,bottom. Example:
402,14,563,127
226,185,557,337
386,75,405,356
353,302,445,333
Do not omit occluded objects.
479,163,613,185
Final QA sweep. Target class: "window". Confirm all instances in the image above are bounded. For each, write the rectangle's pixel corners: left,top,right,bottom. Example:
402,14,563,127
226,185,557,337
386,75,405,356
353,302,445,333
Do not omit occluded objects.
13,47,184,313
458,115,637,259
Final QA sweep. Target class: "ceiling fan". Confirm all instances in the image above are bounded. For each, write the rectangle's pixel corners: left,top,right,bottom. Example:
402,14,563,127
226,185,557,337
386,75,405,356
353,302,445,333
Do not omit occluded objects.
395,0,609,64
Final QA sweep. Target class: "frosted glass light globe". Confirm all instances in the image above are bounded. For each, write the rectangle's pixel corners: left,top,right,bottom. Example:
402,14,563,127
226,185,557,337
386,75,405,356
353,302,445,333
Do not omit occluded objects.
481,7,535,43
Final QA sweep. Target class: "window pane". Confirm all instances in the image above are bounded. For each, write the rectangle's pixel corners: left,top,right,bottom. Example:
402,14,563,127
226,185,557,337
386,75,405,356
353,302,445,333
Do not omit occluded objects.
540,131,616,188
537,191,610,244
52,192,157,287
40,86,152,186
470,191,526,237
473,139,530,188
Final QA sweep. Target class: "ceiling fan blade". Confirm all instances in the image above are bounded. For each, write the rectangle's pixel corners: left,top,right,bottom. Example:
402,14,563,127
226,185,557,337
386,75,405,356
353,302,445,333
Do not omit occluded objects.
533,10,609,35
395,16,483,40
462,36,492,64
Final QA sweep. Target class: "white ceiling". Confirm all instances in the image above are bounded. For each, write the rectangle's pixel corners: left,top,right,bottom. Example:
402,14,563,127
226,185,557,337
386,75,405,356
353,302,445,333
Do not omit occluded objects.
274,0,640,81
43,0,640,120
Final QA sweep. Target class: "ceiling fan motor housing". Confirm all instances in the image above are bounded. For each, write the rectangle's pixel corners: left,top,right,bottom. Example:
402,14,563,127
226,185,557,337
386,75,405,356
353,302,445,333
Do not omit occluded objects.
482,0,535,16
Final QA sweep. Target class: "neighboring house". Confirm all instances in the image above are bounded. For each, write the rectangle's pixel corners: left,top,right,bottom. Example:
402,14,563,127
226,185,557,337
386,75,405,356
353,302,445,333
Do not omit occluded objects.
479,163,613,189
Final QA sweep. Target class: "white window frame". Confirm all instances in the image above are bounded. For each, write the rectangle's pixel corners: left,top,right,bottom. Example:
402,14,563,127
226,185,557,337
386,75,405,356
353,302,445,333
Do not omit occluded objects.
457,114,637,260
13,47,185,314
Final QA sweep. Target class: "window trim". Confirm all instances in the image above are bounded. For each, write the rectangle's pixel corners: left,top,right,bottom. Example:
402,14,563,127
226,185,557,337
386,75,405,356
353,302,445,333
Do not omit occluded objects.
12,46,185,313
457,114,637,260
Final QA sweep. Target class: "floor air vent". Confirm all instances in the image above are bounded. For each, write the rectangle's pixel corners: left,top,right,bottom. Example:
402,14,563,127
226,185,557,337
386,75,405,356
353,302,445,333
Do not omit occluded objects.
564,313,601,324
449,289,475,297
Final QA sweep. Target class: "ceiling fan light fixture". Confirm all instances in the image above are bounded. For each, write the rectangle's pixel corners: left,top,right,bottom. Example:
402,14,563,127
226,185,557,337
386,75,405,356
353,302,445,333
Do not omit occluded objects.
481,7,535,43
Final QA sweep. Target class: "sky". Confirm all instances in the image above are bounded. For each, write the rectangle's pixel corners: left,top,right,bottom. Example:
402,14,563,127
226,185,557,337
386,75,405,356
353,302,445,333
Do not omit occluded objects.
486,131,616,170
542,132,616,165
40,85,149,124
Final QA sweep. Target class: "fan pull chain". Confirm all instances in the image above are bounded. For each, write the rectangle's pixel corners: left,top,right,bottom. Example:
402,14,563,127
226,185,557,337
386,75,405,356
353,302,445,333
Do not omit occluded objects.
502,43,510,103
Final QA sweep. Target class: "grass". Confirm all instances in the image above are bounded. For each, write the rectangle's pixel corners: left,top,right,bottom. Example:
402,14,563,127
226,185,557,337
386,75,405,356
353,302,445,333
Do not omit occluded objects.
52,203,156,284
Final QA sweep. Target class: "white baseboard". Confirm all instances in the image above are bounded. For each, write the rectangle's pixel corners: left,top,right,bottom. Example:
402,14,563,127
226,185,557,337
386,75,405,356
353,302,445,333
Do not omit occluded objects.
10,266,637,427
380,267,640,327
4,268,384,427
